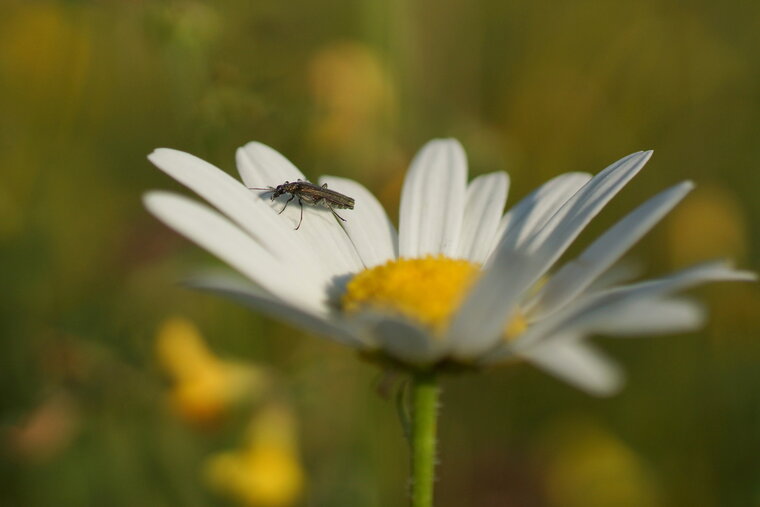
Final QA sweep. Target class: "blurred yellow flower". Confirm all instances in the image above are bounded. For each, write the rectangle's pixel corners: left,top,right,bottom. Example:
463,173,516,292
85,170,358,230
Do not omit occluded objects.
205,404,304,507
155,317,269,425
308,41,395,139
307,41,398,167
667,184,748,266
540,419,660,507
0,2,91,103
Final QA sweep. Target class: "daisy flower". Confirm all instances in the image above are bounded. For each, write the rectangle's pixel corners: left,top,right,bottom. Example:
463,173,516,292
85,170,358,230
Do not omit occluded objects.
144,139,753,394
144,138,753,505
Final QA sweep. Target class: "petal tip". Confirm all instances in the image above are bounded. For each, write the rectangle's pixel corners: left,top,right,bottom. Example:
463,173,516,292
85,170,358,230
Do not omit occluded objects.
142,190,172,212
589,377,625,397
735,270,758,282
238,140,278,155
147,147,196,169
147,147,169,164
423,137,464,152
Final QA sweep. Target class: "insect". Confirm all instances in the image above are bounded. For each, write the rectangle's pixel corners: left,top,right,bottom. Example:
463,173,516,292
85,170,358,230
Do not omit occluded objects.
248,179,355,230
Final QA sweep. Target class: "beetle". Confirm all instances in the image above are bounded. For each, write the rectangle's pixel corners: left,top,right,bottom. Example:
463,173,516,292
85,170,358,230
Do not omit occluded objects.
249,179,355,230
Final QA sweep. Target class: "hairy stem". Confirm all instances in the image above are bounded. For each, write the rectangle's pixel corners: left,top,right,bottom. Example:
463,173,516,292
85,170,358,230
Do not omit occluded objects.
410,370,439,507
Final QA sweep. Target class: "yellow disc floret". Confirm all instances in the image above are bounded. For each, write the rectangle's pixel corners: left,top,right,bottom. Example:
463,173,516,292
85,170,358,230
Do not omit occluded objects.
342,255,481,334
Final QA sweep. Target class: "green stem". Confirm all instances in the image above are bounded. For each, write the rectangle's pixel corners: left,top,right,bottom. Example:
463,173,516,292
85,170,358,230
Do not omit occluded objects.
410,370,439,507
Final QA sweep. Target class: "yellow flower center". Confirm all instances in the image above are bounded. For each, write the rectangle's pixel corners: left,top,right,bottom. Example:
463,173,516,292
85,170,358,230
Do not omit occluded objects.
342,255,481,333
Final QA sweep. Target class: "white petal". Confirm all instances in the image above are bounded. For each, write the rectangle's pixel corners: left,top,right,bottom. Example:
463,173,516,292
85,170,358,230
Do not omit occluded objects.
587,298,705,336
147,148,325,287
446,249,541,358
357,313,445,365
515,260,755,350
184,273,369,348
524,151,652,260
447,152,651,358
489,172,591,257
584,260,644,292
528,181,694,319
276,204,365,280
521,152,652,259
591,260,756,306
399,139,468,258
456,172,509,263
144,191,327,314
235,142,365,279
319,176,398,268
236,141,306,185
520,338,624,397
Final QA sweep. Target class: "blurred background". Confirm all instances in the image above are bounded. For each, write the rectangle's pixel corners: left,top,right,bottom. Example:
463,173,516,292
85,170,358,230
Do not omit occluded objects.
1,0,759,505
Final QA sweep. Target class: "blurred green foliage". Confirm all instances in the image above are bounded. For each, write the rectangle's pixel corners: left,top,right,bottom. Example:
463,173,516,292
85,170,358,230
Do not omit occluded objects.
1,0,758,506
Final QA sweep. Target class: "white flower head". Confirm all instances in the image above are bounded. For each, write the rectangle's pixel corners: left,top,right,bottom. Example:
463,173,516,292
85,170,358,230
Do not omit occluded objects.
144,139,755,396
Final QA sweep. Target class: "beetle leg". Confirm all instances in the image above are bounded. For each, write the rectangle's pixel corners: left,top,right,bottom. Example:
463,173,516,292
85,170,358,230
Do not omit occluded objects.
328,204,347,222
295,198,304,230
278,194,295,214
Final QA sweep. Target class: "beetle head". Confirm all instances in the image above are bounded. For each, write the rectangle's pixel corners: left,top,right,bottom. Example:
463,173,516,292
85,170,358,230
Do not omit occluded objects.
271,182,289,200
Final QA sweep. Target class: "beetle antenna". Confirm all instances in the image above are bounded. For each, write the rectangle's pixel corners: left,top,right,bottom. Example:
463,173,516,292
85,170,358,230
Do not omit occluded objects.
247,186,275,192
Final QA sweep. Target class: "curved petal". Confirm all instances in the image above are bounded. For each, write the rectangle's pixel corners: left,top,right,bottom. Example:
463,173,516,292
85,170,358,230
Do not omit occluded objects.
584,297,705,336
514,260,755,351
356,313,445,365
399,139,468,258
319,175,398,268
236,141,307,186
235,142,364,279
184,273,369,348
447,152,653,359
148,148,325,287
446,249,539,358
584,260,644,292
456,171,509,263
520,338,624,397
144,191,327,314
528,181,695,319
489,172,591,259
522,151,652,258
